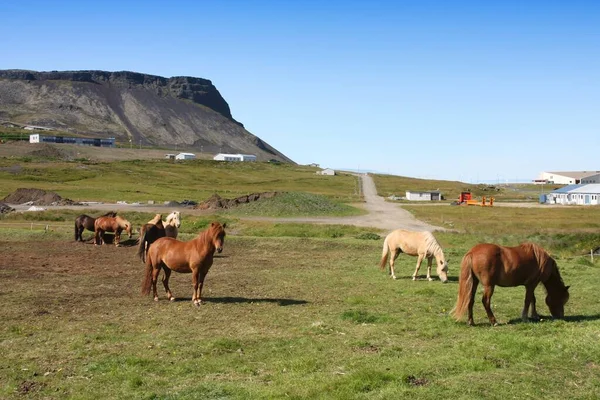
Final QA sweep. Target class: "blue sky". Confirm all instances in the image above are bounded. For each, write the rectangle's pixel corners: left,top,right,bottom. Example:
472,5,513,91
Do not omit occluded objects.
1,0,599,182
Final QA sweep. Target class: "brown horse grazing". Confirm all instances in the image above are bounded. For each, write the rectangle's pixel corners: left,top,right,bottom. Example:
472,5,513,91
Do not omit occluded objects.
74,211,117,242
141,222,226,306
94,215,133,246
452,242,570,326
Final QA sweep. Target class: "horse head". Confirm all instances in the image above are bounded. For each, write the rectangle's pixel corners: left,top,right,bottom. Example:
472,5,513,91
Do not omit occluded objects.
210,221,226,253
436,258,449,283
117,216,133,238
546,285,569,319
166,211,181,228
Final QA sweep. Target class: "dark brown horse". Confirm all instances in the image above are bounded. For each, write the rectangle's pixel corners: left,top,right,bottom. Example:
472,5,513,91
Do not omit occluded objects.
94,215,133,246
452,242,570,326
141,222,226,306
74,211,117,242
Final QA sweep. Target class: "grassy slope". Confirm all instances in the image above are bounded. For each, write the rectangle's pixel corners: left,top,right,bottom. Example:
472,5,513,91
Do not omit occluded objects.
0,158,360,204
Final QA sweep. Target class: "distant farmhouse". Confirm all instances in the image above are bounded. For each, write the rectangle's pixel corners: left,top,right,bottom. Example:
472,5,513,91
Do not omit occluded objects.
405,190,442,201
545,184,600,205
317,168,336,176
175,152,196,160
29,134,115,147
534,171,600,185
213,153,257,162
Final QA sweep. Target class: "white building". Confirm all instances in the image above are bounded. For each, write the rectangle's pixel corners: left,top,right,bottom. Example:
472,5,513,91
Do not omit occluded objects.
175,152,196,160
405,190,442,201
317,168,336,176
534,171,600,185
213,153,257,162
545,184,600,205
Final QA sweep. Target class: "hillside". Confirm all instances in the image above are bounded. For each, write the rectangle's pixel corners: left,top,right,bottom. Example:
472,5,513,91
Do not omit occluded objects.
0,69,293,162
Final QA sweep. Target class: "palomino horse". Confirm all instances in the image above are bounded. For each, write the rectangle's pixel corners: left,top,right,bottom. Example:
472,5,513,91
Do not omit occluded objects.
136,211,182,262
74,211,117,242
141,222,226,306
94,215,133,246
452,242,570,326
379,229,448,282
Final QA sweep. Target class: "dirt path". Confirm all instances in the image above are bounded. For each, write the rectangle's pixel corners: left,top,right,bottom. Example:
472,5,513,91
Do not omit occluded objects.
243,174,446,232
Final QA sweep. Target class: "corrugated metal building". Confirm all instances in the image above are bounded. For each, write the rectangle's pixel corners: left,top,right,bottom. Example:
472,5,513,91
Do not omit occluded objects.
546,184,600,205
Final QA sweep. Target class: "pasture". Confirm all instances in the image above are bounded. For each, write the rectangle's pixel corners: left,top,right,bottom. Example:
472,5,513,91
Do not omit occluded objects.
1,218,600,399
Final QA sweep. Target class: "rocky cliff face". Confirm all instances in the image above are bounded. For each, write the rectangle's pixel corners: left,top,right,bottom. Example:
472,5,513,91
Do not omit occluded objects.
0,70,292,162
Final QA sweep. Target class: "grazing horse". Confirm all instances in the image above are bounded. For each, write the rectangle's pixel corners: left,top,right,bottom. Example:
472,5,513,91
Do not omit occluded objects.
379,229,448,282
452,242,570,326
136,211,182,262
141,222,226,306
94,215,133,246
74,211,117,242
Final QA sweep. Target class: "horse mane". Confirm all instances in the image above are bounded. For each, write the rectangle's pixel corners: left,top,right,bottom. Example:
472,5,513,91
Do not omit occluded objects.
148,214,162,225
423,232,444,260
525,242,567,290
165,211,181,227
115,215,130,228
195,222,225,248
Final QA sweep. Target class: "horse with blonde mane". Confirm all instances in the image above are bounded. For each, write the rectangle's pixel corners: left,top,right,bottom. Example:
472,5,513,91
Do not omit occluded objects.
379,229,448,282
136,211,182,262
451,242,570,326
141,222,226,306
94,215,133,246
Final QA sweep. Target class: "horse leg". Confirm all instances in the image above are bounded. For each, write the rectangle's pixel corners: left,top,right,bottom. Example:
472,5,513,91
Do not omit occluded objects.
162,267,174,301
467,277,479,326
196,268,210,305
390,248,401,280
151,264,161,301
115,231,120,247
426,256,434,281
412,254,425,281
523,284,540,322
482,285,498,326
191,267,200,306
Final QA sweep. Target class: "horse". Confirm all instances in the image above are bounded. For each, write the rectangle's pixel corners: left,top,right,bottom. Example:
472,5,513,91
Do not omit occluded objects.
379,229,448,282
94,215,133,246
136,211,181,262
451,242,570,326
74,211,117,242
141,222,226,306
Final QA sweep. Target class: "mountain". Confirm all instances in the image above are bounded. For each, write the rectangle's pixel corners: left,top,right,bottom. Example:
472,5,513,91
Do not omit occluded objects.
0,69,293,162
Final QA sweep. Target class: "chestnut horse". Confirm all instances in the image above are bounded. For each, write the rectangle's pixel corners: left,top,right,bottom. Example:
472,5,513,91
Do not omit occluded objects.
452,242,570,326
74,211,117,242
136,211,181,262
94,215,133,246
379,229,448,282
141,222,226,306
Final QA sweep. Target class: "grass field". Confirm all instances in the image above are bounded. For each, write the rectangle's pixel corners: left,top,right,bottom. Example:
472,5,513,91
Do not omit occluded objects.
1,227,599,399
372,173,552,203
2,150,600,398
0,157,361,204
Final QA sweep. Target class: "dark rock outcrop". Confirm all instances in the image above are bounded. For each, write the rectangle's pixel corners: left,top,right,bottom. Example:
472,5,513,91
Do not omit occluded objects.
0,69,293,162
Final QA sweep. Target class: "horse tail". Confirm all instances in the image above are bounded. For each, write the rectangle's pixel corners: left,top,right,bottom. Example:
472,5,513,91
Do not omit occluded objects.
136,225,148,262
451,252,475,321
379,235,389,270
141,256,153,296
74,220,78,241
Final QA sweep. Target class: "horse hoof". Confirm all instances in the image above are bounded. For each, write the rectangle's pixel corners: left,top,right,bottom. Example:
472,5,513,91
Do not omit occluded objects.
412,277,416,281
169,297,175,302
154,297,159,302
392,275,397,280
428,278,434,281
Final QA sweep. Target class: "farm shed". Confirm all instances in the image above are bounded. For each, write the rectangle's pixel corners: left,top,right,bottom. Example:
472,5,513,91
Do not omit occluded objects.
546,184,600,205
317,168,336,176
175,152,196,160
213,153,257,162
534,171,600,185
405,190,441,201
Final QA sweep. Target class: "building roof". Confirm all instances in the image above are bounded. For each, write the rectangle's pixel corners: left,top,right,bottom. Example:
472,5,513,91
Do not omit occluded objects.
406,190,441,194
547,171,600,180
177,152,196,156
551,184,600,194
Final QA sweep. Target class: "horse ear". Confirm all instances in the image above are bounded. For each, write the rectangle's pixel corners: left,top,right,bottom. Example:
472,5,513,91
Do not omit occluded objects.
566,285,570,291
222,222,227,228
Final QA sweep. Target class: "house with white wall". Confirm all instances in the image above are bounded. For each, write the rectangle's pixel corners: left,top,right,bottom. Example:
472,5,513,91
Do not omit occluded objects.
545,184,600,205
213,153,257,162
405,190,442,201
317,168,336,176
175,152,196,160
534,171,600,185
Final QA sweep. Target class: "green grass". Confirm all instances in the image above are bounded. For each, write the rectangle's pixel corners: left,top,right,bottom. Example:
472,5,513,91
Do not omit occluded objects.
0,158,361,203
372,173,556,203
1,233,599,399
